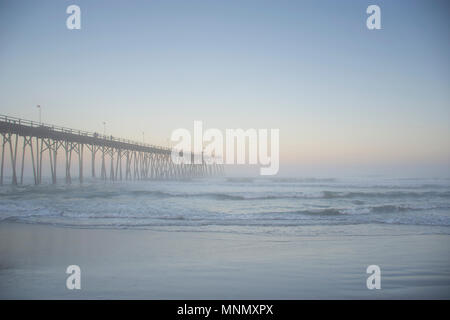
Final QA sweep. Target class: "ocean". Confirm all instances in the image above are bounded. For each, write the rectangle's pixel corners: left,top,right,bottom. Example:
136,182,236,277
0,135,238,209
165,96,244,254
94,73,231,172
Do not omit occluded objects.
1,176,449,234
1,176,450,299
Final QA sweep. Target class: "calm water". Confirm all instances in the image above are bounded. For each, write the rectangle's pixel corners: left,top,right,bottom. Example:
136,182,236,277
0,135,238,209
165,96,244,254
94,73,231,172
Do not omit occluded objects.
1,176,450,235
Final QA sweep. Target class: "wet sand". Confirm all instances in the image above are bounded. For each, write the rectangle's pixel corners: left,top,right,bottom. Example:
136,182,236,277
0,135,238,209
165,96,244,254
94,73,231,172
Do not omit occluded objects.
0,222,449,299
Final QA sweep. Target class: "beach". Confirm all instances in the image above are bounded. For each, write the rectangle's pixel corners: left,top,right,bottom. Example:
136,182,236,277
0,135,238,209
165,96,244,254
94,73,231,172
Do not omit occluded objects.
1,177,449,299
1,221,449,299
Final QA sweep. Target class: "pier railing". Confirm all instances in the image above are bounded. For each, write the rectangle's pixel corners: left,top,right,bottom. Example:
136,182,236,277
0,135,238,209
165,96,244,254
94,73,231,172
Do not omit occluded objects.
0,114,170,153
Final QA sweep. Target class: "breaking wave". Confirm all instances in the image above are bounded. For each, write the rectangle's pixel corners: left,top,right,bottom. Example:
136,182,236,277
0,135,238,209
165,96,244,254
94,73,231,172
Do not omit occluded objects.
0,177,449,230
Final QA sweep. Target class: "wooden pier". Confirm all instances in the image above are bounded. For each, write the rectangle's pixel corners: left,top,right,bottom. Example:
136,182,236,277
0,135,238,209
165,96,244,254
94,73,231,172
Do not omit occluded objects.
0,115,223,185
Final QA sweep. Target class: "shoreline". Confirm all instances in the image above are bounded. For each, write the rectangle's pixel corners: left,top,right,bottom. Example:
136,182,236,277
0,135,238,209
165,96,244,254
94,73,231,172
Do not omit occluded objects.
1,221,449,299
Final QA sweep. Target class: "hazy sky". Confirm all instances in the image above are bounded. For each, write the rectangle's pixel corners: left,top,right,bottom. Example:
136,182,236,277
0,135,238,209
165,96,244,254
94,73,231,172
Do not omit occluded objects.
0,0,449,175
